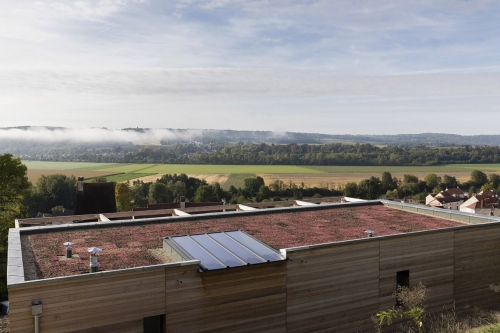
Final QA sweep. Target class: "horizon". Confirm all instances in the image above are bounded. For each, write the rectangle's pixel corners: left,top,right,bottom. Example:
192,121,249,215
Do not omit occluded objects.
1,1,500,134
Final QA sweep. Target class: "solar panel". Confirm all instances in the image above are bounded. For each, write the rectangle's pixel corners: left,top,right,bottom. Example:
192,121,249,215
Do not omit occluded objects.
164,230,285,271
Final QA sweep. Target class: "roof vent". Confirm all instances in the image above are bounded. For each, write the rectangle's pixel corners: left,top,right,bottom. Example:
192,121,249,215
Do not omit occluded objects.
88,247,102,273
63,242,75,259
365,230,375,238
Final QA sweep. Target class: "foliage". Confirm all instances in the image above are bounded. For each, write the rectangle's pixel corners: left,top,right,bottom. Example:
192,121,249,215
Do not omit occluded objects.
148,182,173,204
471,170,489,188
33,174,76,213
0,154,30,300
243,176,265,194
193,185,216,202
115,183,131,212
343,182,358,197
18,141,500,166
375,282,427,333
0,154,31,209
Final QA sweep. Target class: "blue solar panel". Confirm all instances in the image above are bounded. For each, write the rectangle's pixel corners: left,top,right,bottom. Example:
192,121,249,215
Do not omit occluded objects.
165,230,284,271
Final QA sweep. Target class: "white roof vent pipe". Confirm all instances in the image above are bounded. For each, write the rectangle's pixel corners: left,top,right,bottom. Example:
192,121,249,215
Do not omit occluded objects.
64,242,75,259
88,247,102,273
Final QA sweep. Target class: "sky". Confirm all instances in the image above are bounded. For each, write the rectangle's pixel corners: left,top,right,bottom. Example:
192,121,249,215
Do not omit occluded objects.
1,0,500,135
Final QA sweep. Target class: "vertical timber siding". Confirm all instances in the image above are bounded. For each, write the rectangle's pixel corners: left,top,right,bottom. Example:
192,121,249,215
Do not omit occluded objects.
8,269,167,333
286,241,380,333
164,263,287,333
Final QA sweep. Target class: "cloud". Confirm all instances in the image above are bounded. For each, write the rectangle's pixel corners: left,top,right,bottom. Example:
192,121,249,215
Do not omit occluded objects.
0,127,203,144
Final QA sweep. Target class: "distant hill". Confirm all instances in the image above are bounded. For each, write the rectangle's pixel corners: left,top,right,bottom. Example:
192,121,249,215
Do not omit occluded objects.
1,126,500,148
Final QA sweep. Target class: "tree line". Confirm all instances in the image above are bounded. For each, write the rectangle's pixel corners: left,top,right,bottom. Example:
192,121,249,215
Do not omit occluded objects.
343,170,500,202
14,143,500,166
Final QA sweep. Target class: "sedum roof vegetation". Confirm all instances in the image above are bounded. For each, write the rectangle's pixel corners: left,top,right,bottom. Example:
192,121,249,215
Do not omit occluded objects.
28,205,465,279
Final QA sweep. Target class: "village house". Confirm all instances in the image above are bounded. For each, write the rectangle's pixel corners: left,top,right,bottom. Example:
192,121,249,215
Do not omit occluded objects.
460,191,500,216
7,200,500,333
425,187,465,210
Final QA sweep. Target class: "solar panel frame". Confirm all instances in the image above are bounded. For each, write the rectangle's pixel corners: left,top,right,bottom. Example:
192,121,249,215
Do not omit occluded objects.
164,230,285,271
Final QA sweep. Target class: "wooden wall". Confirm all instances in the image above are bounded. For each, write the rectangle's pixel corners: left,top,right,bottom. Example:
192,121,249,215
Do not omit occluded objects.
379,231,455,312
286,241,380,333
9,223,500,333
164,262,287,333
8,269,167,333
454,224,500,309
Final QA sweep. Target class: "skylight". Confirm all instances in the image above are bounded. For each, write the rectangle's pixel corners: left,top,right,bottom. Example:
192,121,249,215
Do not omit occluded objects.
164,230,285,271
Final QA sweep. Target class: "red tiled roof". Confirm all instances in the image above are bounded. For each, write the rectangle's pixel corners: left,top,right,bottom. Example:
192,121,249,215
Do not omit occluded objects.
28,205,466,279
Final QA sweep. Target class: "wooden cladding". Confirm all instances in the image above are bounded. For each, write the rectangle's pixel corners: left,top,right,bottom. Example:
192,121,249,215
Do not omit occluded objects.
9,223,500,333
165,263,287,333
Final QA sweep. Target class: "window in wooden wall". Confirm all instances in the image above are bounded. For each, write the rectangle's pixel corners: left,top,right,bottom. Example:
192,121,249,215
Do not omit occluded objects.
396,270,410,306
144,315,165,333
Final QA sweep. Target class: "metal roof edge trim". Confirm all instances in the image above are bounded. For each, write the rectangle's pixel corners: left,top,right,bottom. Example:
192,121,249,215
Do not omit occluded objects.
7,260,200,289
281,217,500,255
379,199,500,224
15,200,382,235
7,228,24,286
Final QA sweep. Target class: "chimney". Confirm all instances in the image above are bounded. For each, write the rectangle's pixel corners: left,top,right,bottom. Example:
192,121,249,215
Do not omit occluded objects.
180,196,185,209
64,242,74,259
77,176,85,192
88,247,102,273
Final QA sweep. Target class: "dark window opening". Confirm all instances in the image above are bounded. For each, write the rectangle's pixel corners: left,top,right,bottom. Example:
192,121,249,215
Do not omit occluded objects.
144,315,165,333
396,270,410,306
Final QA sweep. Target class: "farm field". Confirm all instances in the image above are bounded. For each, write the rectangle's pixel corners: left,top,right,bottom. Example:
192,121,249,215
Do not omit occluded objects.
21,161,500,189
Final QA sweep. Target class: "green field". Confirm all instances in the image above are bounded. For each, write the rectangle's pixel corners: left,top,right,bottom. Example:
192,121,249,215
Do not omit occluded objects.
222,174,256,190
23,161,500,174
139,164,322,174
104,173,157,183
22,161,117,170
306,164,500,174
22,161,500,188
93,164,159,173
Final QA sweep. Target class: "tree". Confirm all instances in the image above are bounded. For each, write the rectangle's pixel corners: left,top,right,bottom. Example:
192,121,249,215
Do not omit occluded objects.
130,181,150,208
358,177,381,200
148,182,173,204
343,182,358,197
244,176,265,195
115,183,131,212
424,174,440,190
381,172,397,192
34,174,76,213
193,185,216,202
441,174,458,189
489,174,500,189
471,170,488,188
403,174,419,184
0,154,30,300
0,154,31,209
